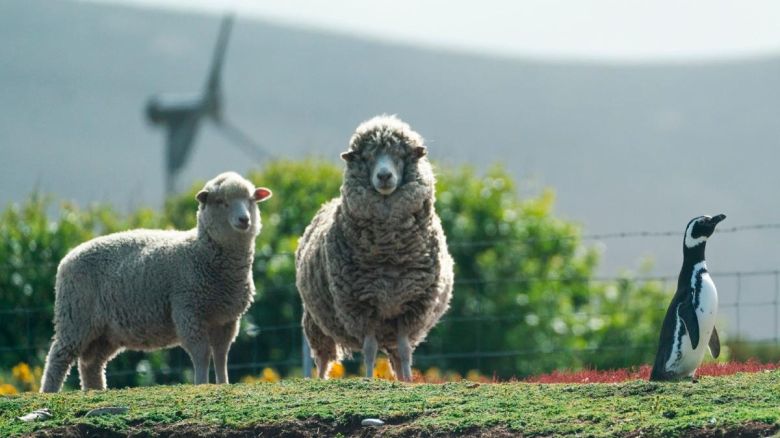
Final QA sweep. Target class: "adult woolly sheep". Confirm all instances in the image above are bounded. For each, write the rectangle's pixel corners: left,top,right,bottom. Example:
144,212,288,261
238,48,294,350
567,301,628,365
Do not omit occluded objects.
40,172,272,392
296,115,454,381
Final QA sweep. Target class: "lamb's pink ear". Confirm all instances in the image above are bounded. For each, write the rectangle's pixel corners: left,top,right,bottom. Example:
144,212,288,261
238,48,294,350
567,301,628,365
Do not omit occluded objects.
196,190,209,204
254,187,272,203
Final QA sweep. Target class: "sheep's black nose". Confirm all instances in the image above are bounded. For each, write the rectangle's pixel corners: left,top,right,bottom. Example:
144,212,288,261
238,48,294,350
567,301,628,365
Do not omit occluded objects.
237,216,249,226
377,171,393,183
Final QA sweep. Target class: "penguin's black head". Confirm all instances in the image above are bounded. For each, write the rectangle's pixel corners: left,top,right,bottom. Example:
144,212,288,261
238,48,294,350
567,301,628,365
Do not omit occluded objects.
684,214,726,249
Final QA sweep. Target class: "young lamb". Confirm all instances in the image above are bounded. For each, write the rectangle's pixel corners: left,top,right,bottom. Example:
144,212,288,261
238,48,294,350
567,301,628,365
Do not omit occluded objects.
40,172,272,392
296,115,454,381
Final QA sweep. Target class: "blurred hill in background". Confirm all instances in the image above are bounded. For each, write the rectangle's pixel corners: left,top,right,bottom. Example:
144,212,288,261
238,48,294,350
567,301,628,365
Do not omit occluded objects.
1,0,779,285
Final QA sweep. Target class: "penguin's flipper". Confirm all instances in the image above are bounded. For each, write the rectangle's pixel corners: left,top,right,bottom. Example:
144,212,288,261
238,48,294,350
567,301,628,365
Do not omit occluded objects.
709,327,721,358
678,300,700,349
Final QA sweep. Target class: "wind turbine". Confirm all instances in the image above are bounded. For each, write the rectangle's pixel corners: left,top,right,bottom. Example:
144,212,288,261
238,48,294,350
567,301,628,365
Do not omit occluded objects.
145,15,272,196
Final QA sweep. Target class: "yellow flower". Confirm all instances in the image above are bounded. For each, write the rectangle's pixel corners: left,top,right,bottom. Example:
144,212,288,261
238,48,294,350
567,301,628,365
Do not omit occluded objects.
31,366,43,392
260,367,280,383
373,358,394,380
445,371,463,382
240,367,281,384
12,363,33,385
466,369,485,382
424,367,442,383
240,375,259,384
0,383,18,396
327,362,345,379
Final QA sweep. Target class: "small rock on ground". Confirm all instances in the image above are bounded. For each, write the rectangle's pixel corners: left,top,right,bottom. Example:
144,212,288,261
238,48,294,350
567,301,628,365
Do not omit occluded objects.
18,409,52,422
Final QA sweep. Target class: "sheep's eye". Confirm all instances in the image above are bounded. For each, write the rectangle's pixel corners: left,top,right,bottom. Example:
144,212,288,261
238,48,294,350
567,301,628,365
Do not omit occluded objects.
220,200,228,207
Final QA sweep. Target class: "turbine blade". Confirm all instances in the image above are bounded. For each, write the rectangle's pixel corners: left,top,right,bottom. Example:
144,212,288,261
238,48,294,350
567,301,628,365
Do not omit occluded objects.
205,15,233,99
214,118,275,162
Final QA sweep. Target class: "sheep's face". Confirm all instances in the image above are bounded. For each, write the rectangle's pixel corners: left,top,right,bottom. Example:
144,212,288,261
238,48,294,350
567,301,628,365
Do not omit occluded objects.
341,116,427,197
370,152,403,195
196,173,272,241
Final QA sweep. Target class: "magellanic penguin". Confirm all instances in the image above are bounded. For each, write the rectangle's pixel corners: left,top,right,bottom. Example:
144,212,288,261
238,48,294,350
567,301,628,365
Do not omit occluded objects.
650,214,726,381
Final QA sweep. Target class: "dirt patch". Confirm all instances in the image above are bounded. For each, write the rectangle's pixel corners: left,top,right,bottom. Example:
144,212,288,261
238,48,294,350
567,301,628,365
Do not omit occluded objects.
625,421,778,438
25,420,778,438
26,419,517,438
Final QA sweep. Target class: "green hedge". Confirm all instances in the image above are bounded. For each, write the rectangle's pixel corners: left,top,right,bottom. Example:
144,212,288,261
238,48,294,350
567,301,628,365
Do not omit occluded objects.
0,161,669,386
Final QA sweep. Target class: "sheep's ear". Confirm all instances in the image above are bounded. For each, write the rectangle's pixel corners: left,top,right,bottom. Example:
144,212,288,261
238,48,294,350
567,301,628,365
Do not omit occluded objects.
254,187,273,203
412,146,427,159
340,150,357,162
196,190,209,204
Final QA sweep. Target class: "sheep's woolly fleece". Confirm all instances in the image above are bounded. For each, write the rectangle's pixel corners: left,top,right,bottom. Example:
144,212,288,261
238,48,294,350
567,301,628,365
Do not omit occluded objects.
296,115,454,366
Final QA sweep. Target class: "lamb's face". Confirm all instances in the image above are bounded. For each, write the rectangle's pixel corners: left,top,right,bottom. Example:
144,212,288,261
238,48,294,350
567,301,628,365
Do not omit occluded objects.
196,173,272,241
341,117,427,197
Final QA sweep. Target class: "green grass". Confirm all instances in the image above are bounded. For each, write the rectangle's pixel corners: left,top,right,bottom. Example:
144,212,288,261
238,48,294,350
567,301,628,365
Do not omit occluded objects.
2,371,780,437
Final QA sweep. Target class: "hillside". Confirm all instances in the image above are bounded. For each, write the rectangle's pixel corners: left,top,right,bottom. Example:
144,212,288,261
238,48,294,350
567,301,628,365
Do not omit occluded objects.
2,372,780,437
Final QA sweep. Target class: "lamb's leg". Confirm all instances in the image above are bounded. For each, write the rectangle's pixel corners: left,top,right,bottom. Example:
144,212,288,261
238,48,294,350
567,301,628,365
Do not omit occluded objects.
397,334,413,382
182,339,211,384
208,321,238,384
78,337,119,390
174,305,211,384
40,339,78,393
363,334,378,378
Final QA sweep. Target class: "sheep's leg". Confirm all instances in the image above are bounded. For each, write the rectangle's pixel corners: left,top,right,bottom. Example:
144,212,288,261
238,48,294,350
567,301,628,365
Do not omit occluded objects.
362,334,378,378
182,339,211,384
302,311,337,379
397,334,413,382
388,350,403,381
78,336,120,390
208,321,238,384
41,339,78,393
314,355,330,379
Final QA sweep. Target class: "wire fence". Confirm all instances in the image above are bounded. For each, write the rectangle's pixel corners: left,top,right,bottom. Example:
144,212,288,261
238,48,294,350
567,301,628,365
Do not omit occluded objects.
1,269,778,379
1,223,780,383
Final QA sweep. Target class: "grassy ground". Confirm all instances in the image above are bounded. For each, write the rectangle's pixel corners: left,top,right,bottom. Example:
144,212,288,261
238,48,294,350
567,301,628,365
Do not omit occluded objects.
2,371,780,437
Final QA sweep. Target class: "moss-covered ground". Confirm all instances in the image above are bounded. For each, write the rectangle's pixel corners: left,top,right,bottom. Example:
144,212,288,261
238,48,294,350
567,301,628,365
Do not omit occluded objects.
2,371,779,437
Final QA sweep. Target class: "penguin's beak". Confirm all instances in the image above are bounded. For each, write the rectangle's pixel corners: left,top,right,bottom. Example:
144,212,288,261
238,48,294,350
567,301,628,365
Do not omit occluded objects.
710,214,726,225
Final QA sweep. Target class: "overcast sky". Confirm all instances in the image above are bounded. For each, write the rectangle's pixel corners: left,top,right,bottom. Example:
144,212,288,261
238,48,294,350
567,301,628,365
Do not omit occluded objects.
83,0,780,62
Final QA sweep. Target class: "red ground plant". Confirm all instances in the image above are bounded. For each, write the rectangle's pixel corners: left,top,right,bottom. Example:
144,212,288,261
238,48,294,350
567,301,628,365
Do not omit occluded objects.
524,360,779,384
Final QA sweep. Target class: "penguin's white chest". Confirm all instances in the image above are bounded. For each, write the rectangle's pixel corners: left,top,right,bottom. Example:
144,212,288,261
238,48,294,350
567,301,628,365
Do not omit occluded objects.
666,263,718,376
695,271,719,333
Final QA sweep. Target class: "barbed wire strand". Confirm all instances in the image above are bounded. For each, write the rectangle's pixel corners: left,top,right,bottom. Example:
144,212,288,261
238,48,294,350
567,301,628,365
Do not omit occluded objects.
2,222,780,272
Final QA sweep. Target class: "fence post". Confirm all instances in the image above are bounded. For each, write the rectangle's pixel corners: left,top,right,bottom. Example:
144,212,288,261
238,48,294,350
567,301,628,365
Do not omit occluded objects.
735,272,742,339
302,335,312,378
775,271,779,345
